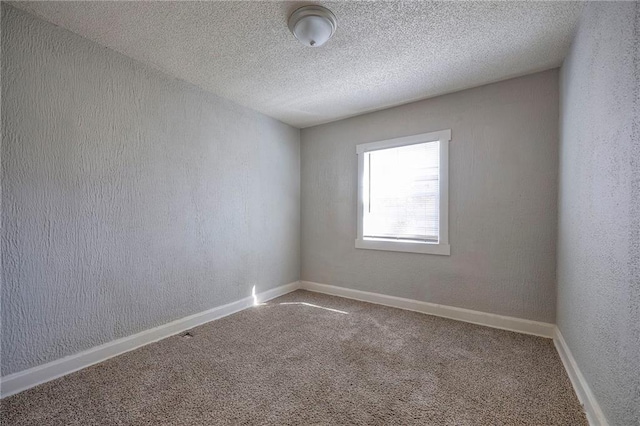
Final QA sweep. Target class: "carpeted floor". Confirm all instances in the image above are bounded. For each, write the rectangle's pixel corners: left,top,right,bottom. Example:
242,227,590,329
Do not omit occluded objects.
2,290,587,425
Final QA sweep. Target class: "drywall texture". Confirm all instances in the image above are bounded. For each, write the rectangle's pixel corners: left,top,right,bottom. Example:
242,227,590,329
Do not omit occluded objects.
11,1,583,127
1,5,300,376
557,2,640,425
301,70,559,323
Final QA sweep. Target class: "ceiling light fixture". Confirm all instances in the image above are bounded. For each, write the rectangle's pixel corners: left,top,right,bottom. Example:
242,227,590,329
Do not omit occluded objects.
288,5,337,47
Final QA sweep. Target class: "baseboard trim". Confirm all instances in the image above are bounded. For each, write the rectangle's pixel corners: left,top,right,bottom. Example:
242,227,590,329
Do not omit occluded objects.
299,282,605,423
0,281,301,399
554,328,608,426
300,281,555,338
2,280,605,426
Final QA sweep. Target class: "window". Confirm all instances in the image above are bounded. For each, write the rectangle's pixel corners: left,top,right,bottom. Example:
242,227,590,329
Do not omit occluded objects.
356,130,450,255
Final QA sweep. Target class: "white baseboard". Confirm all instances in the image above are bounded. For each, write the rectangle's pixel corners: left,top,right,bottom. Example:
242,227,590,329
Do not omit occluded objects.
554,328,608,426
2,279,605,426
300,281,555,338
0,281,300,399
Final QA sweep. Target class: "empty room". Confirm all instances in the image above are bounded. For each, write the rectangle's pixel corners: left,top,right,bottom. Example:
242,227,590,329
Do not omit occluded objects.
1,1,638,425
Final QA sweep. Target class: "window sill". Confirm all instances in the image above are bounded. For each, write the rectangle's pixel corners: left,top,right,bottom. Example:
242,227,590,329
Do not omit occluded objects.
355,238,450,255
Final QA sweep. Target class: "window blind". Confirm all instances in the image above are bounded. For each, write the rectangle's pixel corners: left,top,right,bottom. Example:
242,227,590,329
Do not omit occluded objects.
363,141,440,242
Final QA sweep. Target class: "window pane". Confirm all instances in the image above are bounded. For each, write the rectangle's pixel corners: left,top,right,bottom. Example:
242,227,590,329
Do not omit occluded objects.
363,141,439,241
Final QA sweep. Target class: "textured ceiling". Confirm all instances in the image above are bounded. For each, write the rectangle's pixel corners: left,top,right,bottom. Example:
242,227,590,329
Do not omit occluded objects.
11,1,583,128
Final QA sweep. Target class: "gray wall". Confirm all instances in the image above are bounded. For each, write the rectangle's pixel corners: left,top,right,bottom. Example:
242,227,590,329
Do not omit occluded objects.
557,2,639,425
301,70,559,323
1,5,300,376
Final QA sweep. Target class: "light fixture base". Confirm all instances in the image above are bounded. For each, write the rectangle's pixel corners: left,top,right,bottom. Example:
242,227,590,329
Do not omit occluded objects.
288,5,337,47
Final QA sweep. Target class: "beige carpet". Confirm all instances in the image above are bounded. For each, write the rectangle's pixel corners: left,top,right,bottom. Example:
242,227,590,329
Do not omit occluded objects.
2,290,587,425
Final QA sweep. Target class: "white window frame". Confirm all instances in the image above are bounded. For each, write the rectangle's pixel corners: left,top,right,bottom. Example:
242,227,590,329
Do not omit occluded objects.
355,129,451,256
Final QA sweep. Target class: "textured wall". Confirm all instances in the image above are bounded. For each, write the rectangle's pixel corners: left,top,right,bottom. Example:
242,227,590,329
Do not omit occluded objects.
557,3,640,425
1,5,300,376
301,70,559,323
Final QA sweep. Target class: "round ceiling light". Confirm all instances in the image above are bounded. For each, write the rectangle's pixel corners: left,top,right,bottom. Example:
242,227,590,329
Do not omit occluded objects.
288,5,337,47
